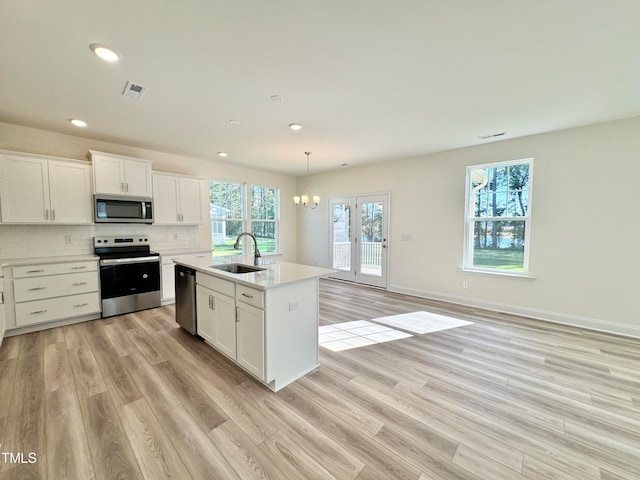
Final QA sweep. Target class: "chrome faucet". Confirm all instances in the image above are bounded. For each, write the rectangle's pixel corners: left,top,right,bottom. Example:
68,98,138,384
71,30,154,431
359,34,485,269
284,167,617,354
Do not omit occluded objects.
234,232,262,265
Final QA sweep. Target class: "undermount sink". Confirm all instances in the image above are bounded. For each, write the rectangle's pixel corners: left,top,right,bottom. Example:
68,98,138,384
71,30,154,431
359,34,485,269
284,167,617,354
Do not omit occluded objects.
211,263,266,274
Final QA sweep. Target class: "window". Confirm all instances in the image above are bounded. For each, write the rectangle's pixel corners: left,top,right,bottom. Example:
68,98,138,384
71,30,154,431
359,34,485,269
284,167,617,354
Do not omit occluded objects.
464,158,532,273
210,180,279,256
250,185,278,254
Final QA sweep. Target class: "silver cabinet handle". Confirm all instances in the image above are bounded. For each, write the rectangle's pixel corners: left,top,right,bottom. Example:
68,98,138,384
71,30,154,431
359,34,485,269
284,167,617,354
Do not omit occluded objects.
72,282,88,286
71,266,87,270
30,310,47,315
211,295,216,310
241,293,254,299
27,269,45,273
73,303,89,308
121,182,125,192
44,209,49,220
27,287,46,291
126,182,129,193
52,209,55,221
236,305,239,322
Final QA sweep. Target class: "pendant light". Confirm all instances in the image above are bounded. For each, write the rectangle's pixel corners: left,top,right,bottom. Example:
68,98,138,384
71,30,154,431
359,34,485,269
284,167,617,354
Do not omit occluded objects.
294,152,320,209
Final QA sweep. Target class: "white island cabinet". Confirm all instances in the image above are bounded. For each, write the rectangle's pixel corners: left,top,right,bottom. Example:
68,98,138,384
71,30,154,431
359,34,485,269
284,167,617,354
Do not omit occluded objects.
175,256,334,392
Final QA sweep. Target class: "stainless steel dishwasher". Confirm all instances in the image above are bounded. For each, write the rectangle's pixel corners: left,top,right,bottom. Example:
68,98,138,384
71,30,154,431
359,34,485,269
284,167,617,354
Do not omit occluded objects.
175,264,197,334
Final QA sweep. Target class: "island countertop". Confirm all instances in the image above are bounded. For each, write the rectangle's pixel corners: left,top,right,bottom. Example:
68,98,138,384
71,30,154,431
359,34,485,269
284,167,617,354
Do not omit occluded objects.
173,254,335,290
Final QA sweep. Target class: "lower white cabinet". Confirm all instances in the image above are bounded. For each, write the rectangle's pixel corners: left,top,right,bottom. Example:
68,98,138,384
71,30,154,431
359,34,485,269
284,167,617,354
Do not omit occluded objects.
196,273,266,381
160,252,211,303
236,301,265,379
11,260,100,327
196,284,237,358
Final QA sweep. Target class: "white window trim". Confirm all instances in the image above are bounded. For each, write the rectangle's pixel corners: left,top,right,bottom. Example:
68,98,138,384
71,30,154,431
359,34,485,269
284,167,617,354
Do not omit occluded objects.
463,158,534,277
248,183,280,256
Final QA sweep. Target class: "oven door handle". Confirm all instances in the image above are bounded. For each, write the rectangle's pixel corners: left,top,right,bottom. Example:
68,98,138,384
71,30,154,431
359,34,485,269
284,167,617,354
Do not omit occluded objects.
100,256,160,266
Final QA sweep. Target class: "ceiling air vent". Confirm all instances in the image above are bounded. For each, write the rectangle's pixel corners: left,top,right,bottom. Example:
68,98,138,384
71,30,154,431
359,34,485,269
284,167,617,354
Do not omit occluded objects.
122,81,146,99
479,131,507,140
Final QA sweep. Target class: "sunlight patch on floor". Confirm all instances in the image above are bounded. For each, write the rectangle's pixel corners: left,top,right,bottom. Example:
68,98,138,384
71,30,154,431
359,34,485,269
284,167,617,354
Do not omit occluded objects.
319,320,412,352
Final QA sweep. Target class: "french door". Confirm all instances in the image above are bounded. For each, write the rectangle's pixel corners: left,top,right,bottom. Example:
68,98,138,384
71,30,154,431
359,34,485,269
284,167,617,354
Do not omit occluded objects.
329,194,389,288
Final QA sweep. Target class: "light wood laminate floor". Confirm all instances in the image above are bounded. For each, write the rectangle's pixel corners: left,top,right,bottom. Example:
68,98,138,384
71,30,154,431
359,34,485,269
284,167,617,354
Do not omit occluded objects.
1,279,639,479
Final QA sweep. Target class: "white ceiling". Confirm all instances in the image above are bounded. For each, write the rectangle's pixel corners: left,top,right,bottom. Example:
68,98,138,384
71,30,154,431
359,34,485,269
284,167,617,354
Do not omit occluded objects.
1,1,639,175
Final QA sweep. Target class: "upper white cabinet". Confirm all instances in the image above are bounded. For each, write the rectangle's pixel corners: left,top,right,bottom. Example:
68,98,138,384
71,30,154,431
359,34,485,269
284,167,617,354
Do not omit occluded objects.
153,173,203,225
0,152,93,224
88,150,152,197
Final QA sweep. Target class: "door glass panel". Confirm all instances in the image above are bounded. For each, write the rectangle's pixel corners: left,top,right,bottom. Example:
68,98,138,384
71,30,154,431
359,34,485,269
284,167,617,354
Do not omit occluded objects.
332,203,351,271
359,201,383,277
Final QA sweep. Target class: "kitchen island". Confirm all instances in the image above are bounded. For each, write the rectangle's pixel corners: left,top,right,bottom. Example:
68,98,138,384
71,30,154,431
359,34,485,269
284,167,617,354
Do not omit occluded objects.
174,255,334,391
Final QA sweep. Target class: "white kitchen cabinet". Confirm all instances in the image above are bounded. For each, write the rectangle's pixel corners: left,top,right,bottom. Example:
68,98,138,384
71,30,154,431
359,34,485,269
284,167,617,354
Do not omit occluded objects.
10,260,100,327
88,150,152,197
0,152,92,224
160,252,211,303
181,259,333,392
0,272,5,348
196,280,237,359
153,173,203,225
236,301,265,379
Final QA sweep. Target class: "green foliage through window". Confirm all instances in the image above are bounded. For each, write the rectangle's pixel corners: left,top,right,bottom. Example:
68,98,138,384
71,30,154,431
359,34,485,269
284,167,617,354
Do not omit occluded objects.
465,159,532,272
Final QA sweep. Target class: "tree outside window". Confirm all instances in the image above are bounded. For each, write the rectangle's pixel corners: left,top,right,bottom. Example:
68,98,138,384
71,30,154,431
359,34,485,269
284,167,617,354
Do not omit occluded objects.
464,159,532,273
210,181,279,256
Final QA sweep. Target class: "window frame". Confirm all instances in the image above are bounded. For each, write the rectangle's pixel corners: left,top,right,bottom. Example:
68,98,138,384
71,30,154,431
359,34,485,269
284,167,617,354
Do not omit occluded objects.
209,179,280,256
463,158,533,276
249,184,280,256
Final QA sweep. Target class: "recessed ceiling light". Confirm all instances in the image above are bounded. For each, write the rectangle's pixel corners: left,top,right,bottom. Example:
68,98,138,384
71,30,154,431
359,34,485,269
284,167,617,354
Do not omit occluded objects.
69,118,87,127
270,95,283,102
217,152,228,158
228,120,240,126
89,43,121,63
289,123,303,131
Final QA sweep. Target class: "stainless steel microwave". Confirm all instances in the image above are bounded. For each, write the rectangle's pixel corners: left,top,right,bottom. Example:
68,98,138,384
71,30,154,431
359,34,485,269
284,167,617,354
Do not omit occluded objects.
94,194,153,224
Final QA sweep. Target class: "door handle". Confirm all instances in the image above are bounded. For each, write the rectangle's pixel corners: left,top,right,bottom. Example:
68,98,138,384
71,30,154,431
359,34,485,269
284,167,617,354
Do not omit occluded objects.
27,287,46,291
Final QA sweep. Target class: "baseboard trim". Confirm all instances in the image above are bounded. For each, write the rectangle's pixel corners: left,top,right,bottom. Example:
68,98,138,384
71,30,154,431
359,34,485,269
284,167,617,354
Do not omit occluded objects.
388,284,640,339
5,313,101,337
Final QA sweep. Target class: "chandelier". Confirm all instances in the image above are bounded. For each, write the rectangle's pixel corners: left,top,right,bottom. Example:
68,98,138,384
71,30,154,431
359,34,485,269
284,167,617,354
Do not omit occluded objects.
294,151,320,209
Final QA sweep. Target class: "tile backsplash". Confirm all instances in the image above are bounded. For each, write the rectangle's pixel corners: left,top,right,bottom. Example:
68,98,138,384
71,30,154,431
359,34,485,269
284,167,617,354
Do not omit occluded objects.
0,224,200,259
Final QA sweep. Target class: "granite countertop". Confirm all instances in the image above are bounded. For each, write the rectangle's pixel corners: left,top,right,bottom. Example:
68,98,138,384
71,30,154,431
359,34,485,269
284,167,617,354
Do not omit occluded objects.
0,254,99,268
174,254,335,291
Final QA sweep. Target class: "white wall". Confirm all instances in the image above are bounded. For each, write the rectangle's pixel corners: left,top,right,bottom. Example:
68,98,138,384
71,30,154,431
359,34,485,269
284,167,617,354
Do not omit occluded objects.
0,122,298,261
297,116,640,337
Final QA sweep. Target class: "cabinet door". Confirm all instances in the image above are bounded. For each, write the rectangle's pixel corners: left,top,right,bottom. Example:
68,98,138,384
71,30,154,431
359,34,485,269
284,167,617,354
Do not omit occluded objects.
48,160,93,224
0,155,50,223
123,160,152,197
92,155,125,194
161,263,176,301
178,177,203,224
196,285,216,345
237,302,265,380
153,175,180,224
211,292,236,359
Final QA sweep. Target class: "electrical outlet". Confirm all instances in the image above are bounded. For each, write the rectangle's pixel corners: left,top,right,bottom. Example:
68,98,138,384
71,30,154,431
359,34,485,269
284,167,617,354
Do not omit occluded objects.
65,235,73,245
462,281,469,289
289,300,301,311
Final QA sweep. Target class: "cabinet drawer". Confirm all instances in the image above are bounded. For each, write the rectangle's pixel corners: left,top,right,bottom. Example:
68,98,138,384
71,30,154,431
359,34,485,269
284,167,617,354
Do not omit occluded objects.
236,284,264,309
15,292,100,327
14,271,99,302
197,272,235,297
13,261,97,278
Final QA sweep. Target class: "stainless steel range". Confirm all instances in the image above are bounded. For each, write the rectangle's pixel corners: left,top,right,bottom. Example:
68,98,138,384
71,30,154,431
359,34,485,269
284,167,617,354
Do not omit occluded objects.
94,235,161,317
